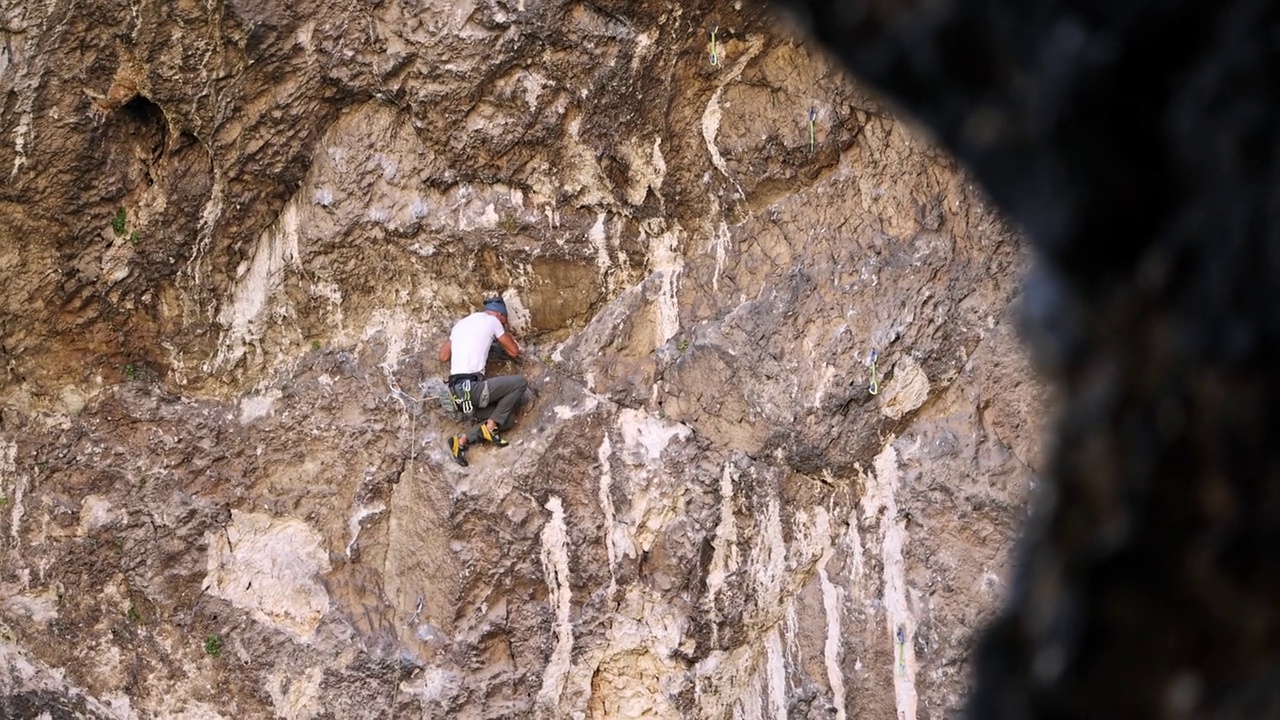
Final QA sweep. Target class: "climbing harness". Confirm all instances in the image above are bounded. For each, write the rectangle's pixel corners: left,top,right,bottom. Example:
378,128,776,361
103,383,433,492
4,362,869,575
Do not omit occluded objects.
868,349,880,396
709,22,720,66
809,107,818,152
448,373,482,420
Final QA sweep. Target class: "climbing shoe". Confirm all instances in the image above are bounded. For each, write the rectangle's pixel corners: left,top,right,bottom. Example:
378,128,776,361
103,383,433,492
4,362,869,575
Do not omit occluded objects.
447,435,468,466
481,424,509,447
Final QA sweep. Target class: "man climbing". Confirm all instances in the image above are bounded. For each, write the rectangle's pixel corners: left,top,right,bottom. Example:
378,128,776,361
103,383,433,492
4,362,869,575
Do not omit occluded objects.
439,296,527,466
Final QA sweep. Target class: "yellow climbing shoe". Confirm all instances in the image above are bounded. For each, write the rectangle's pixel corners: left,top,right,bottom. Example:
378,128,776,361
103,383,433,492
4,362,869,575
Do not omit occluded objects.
447,435,468,466
480,424,509,447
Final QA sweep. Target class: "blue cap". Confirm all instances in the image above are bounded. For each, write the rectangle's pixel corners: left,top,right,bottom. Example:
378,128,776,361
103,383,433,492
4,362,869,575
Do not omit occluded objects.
483,297,508,316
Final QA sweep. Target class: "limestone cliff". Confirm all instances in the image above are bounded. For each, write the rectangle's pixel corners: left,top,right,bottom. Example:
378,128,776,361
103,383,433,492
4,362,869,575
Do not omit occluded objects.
0,0,1045,717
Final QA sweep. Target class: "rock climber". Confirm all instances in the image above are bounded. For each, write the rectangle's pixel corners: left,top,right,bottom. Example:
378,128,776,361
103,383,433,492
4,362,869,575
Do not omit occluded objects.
438,296,526,466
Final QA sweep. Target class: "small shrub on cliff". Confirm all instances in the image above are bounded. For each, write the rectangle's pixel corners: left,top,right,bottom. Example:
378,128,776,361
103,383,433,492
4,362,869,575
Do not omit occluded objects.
112,207,127,236
204,634,223,657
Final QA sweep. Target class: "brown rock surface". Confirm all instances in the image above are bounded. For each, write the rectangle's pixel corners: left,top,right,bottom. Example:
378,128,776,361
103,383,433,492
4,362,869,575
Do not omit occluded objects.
0,1,1046,717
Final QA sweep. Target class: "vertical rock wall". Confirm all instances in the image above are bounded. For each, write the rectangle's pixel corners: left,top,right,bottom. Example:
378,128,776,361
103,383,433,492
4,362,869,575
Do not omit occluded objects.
0,0,1045,717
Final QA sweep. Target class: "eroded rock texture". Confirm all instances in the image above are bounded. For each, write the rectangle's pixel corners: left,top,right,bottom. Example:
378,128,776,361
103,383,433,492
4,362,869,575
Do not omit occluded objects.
787,0,1280,717
0,0,1044,717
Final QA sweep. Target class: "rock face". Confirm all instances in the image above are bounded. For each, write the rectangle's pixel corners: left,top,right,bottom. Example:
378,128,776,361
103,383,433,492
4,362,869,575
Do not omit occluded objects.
0,1,1044,718
789,0,1280,717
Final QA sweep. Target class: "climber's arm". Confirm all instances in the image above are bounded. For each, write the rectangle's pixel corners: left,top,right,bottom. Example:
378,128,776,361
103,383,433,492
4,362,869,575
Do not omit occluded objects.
497,332,520,359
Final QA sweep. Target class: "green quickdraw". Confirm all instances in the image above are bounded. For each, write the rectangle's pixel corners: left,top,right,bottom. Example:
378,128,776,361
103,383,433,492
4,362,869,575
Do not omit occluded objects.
709,22,720,66
809,107,818,152
448,376,478,419
869,349,880,396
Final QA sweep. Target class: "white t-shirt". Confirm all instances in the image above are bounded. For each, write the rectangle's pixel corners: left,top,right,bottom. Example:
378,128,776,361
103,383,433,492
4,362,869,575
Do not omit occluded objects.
450,312,506,375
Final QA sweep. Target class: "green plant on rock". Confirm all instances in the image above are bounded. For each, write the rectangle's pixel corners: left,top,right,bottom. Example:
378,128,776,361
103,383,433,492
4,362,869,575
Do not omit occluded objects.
124,363,137,381
127,602,141,624
204,634,223,657
311,339,322,351
129,231,139,245
112,207,127,236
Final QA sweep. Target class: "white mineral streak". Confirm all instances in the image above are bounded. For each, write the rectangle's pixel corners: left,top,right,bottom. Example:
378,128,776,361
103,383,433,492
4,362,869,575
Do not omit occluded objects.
650,137,667,197
597,434,619,596
630,30,655,72
765,625,788,719
1,589,58,625
7,0,57,179
3,441,25,545
10,85,32,178
704,463,740,631
209,200,301,370
815,507,849,720
736,669,767,719
562,116,613,208
345,502,386,559
553,393,600,420
754,497,787,606
648,222,684,347
866,441,919,720
700,36,764,186
616,407,690,463
712,218,732,293
238,388,280,424
843,488,866,596
753,496,791,719
589,212,611,273
188,167,226,314
364,307,421,372
77,495,117,534
536,496,574,710
203,511,331,643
